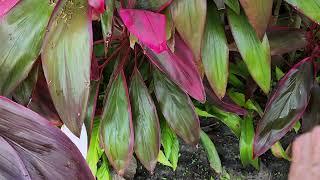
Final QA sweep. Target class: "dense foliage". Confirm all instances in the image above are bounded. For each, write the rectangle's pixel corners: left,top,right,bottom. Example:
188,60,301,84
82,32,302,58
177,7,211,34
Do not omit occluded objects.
0,0,320,179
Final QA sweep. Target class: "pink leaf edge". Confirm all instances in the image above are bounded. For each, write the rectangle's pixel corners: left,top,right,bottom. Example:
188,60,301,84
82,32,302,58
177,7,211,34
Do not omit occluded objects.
0,0,20,17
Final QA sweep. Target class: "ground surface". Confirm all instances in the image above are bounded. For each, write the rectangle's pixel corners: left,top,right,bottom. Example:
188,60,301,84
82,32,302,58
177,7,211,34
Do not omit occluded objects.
134,118,291,180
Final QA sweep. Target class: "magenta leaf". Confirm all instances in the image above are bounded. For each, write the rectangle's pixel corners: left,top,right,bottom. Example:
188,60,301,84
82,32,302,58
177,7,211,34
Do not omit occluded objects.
254,58,314,157
0,0,20,17
119,9,167,53
0,96,94,179
146,34,205,102
89,0,105,14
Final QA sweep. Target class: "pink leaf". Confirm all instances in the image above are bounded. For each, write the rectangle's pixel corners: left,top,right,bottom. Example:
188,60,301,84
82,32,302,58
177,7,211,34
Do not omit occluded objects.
89,0,105,14
119,9,167,53
0,0,19,17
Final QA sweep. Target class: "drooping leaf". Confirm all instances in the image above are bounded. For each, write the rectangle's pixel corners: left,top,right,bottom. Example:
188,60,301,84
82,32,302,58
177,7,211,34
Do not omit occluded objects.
42,0,92,136
0,0,20,17
100,71,134,175
87,118,104,176
146,34,205,102
225,0,240,14
254,58,314,157
302,83,320,132
239,0,273,38
89,0,105,14
200,130,222,174
97,154,111,180
12,63,39,106
157,150,173,168
285,0,320,24
268,27,307,56
202,2,229,99
240,115,259,169
228,9,271,94
0,97,94,179
0,0,54,95
134,0,173,12
205,83,248,116
119,9,167,53
129,68,160,172
153,69,200,144
160,118,179,170
170,0,207,70
27,68,62,125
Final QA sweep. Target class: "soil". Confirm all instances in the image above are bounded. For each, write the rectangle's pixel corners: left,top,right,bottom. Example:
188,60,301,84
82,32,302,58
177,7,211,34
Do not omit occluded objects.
134,118,292,180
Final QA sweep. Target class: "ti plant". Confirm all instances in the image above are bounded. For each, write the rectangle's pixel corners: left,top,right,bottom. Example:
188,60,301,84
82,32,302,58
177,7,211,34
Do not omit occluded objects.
0,0,320,179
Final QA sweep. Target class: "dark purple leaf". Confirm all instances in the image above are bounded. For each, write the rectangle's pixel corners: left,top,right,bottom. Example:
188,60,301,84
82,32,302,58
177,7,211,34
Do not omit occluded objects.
302,83,320,132
254,58,314,157
146,34,205,102
204,81,248,115
0,96,94,179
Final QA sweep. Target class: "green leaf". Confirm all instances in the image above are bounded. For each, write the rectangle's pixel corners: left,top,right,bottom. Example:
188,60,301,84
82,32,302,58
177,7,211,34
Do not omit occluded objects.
271,141,291,161
160,118,180,170
153,69,200,144
202,2,229,99
100,71,134,175
134,0,172,11
213,0,225,10
285,0,320,24
239,0,273,38
293,121,301,133
195,107,215,118
101,0,114,50
225,0,240,14
207,106,241,137
240,115,259,169
275,66,285,81
0,0,54,95
130,68,160,172
170,0,207,69
97,154,111,180
86,118,104,176
157,150,173,168
42,0,91,136
12,63,39,106
228,9,271,94
200,130,222,174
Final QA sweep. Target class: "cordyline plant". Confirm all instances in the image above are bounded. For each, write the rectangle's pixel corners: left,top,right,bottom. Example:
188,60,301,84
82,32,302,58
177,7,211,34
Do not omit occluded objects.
1,0,320,179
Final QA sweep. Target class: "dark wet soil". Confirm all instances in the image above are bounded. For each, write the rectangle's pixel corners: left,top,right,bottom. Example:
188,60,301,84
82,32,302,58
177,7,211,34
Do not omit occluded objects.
134,118,292,180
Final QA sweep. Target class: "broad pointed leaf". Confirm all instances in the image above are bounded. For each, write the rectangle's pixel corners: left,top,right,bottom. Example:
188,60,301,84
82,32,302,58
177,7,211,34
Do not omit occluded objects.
0,0,20,17
202,2,229,99
268,27,307,56
200,130,222,174
129,68,160,172
160,118,179,170
302,83,320,132
254,58,314,157
100,71,134,175
0,0,54,95
228,9,271,94
0,97,94,179
240,115,259,169
239,0,273,38
42,0,92,136
89,0,105,14
134,0,173,12
146,34,205,102
170,0,207,69
153,69,200,144
119,9,167,53
101,0,114,52
285,0,320,24
97,154,111,180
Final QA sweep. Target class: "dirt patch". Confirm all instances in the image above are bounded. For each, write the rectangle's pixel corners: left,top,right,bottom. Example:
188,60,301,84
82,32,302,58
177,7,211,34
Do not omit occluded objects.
135,118,291,180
